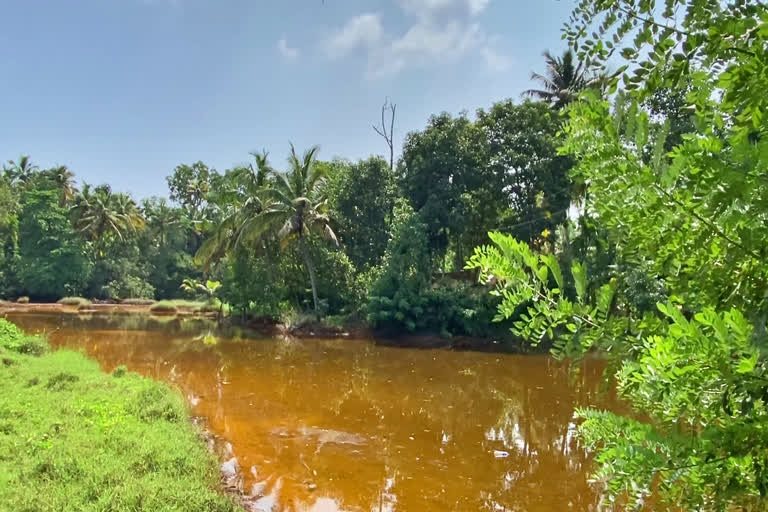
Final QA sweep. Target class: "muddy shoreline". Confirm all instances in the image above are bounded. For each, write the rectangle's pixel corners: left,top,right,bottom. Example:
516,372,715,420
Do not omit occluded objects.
0,301,524,352
192,418,272,512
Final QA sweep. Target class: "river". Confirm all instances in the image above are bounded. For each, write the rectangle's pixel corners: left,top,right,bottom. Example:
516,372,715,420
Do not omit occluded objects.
8,313,619,511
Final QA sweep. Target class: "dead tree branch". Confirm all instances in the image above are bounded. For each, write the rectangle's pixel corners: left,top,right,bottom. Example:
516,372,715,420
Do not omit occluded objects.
372,97,396,171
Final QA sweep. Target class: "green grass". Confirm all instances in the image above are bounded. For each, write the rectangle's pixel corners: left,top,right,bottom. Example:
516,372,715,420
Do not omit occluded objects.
149,300,229,316
120,298,157,306
0,319,241,512
57,297,92,307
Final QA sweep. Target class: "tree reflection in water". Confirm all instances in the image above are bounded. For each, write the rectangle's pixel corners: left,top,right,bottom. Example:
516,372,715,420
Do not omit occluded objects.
9,313,620,512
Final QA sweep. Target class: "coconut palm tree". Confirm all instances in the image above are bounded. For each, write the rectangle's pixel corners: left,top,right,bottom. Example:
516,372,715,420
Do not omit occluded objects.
143,198,182,246
114,193,145,234
523,49,597,109
71,184,143,244
5,155,38,184
254,145,338,312
50,165,76,205
70,182,94,231
195,151,273,271
197,145,337,313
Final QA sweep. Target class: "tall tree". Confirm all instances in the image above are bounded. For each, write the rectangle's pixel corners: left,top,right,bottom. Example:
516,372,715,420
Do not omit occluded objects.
372,98,397,171
476,100,572,246
142,197,182,247
523,49,594,109
49,165,76,205
5,155,37,184
71,184,143,246
15,189,90,300
325,156,398,269
200,145,337,313
166,161,216,218
398,112,491,266
195,152,272,271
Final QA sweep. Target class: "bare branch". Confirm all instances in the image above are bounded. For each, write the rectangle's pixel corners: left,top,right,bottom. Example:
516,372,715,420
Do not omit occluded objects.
372,97,397,171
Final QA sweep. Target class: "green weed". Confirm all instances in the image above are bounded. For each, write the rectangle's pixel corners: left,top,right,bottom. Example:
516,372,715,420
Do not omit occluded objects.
57,297,92,307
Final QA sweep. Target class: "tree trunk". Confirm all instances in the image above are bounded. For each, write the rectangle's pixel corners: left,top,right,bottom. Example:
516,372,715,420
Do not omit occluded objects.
299,234,320,314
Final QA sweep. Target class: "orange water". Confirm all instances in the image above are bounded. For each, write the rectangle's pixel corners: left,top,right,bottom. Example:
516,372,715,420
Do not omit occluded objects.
8,313,619,511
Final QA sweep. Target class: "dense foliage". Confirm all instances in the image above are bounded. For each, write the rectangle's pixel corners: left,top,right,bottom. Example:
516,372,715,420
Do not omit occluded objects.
1,96,572,339
5,0,766,507
469,0,768,508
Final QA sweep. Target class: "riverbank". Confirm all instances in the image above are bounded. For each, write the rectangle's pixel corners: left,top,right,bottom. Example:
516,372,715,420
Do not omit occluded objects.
0,319,242,511
0,301,524,352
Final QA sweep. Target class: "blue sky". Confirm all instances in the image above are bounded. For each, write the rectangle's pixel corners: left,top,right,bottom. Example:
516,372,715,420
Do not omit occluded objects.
0,0,574,199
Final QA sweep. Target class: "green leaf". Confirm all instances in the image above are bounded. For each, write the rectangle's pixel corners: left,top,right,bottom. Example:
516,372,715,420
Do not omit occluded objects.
736,352,758,375
542,254,564,289
572,261,587,301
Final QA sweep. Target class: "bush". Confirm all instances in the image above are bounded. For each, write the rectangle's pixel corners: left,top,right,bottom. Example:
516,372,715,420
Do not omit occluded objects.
148,301,178,315
366,204,508,337
0,319,48,356
368,280,502,337
57,297,92,307
0,319,24,347
16,296,29,304
308,243,358,314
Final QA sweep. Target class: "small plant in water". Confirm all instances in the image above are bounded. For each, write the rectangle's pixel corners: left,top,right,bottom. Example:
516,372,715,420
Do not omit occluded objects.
57,297,92,307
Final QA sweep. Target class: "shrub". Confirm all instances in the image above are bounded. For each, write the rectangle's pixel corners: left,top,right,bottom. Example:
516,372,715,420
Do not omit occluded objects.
57,297,92,307
0,319,48,355
0,319,23,346
366,204,509,338
368,280,502,337
12,336,48,356
16,296,29,304
148,301,178,315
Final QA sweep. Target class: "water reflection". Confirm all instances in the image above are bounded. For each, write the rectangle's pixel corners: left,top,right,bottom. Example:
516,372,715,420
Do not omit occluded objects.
7,313,618,511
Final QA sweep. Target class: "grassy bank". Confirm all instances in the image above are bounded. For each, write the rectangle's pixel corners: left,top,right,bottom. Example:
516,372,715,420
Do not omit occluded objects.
0,319,240,512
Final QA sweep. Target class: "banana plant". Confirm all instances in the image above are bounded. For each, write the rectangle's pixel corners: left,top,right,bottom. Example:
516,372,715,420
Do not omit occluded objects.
180,279,223,320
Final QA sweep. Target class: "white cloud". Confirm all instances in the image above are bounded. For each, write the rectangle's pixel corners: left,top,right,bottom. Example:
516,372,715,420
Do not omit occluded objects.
325,13,384,58
397,0,490,19
323,0,508,78
482,47,512,72
391,21,481,57
467,0,490,15
366,21,482,77
277,38,299,59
